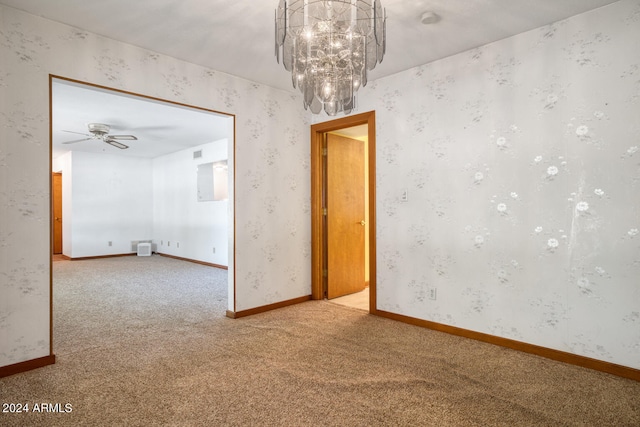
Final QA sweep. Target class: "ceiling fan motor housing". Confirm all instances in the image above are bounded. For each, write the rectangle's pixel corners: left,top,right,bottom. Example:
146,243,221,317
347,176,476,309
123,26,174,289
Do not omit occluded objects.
88,123,110,135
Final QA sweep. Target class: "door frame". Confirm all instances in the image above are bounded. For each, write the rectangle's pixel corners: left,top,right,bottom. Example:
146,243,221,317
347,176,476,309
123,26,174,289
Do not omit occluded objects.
310,110,377,313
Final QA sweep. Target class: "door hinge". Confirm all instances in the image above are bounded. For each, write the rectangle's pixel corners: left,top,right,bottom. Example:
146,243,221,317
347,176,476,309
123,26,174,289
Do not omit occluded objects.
322,208,327,216
322,147,328,156
322,269,328,277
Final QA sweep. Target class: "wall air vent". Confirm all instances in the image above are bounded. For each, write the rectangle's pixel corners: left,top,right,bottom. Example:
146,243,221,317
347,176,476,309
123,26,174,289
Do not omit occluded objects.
193,150,203,159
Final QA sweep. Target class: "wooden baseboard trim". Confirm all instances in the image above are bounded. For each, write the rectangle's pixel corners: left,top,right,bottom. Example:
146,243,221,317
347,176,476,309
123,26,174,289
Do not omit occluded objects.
65,252,227,270
157,253,228,270
373,309,640,382
0,355,56,378
227,295,312,319
69,253,136,261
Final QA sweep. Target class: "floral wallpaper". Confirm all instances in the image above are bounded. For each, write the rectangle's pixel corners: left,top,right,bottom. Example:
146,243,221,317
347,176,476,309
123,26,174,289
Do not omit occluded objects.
0,5,310,367
351,0,640,368
1,1,639,372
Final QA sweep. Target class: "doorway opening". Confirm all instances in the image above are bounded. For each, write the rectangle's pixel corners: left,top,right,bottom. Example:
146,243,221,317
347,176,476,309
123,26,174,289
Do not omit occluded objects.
49,76,236,348
52,172,63,255
310,111,377,313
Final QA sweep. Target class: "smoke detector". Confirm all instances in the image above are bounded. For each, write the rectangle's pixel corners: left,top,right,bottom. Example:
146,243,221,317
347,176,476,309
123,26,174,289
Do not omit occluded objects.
421,11,440,25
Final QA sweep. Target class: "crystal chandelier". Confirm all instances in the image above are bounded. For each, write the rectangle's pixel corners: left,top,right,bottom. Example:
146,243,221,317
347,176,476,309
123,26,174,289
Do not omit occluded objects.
275,0,386,116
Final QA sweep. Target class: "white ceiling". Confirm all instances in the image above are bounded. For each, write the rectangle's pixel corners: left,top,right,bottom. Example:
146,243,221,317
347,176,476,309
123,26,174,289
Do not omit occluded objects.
1,0,620,92
52,79,232,159
3,0,622,158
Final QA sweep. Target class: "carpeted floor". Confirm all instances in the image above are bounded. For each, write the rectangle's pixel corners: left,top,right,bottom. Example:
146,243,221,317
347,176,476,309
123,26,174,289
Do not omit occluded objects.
1,255,639,426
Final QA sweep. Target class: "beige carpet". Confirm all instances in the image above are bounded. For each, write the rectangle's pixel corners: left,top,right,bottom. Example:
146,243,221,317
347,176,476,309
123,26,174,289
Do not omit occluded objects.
1,256,639,426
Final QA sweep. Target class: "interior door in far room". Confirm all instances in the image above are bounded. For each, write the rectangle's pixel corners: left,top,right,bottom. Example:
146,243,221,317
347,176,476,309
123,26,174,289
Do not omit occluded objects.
53,172,63,254
326,133,366,299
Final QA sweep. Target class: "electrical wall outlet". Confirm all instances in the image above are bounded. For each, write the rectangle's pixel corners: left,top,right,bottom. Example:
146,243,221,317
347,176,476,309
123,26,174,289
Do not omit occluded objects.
213,247,216,254
401,189,409,202
428,287,437,300
108,241,112,247
168,241,170,247
177,242,179,248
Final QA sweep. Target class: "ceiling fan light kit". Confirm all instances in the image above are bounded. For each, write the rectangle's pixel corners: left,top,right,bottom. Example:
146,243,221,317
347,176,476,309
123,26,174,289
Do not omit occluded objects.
275,0,386,116
61,123,137,149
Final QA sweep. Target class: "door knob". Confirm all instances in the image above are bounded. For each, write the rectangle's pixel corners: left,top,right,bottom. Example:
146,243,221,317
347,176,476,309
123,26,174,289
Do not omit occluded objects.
359,220,366,226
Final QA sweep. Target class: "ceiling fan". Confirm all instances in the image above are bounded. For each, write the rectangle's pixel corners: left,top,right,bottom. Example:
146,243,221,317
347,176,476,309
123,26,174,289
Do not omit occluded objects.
61,123,137,149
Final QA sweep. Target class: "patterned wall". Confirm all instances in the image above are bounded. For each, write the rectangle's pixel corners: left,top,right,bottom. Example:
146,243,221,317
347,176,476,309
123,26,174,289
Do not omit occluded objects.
0,5,310,366
352,0,640,368
1,1,639,371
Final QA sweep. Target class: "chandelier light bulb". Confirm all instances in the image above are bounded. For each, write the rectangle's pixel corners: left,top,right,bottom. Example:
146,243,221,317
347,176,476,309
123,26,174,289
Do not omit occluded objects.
275,0,387,116
323,83,332,97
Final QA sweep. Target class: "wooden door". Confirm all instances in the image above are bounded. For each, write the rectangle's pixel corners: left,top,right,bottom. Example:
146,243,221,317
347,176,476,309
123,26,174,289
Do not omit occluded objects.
326,133,366,299
52,172,62,254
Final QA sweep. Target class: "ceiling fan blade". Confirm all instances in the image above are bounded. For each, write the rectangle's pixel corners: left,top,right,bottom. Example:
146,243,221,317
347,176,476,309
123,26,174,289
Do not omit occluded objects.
108,135,137,140
62,130,92,137
62,137,92,144
105,139,129,149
